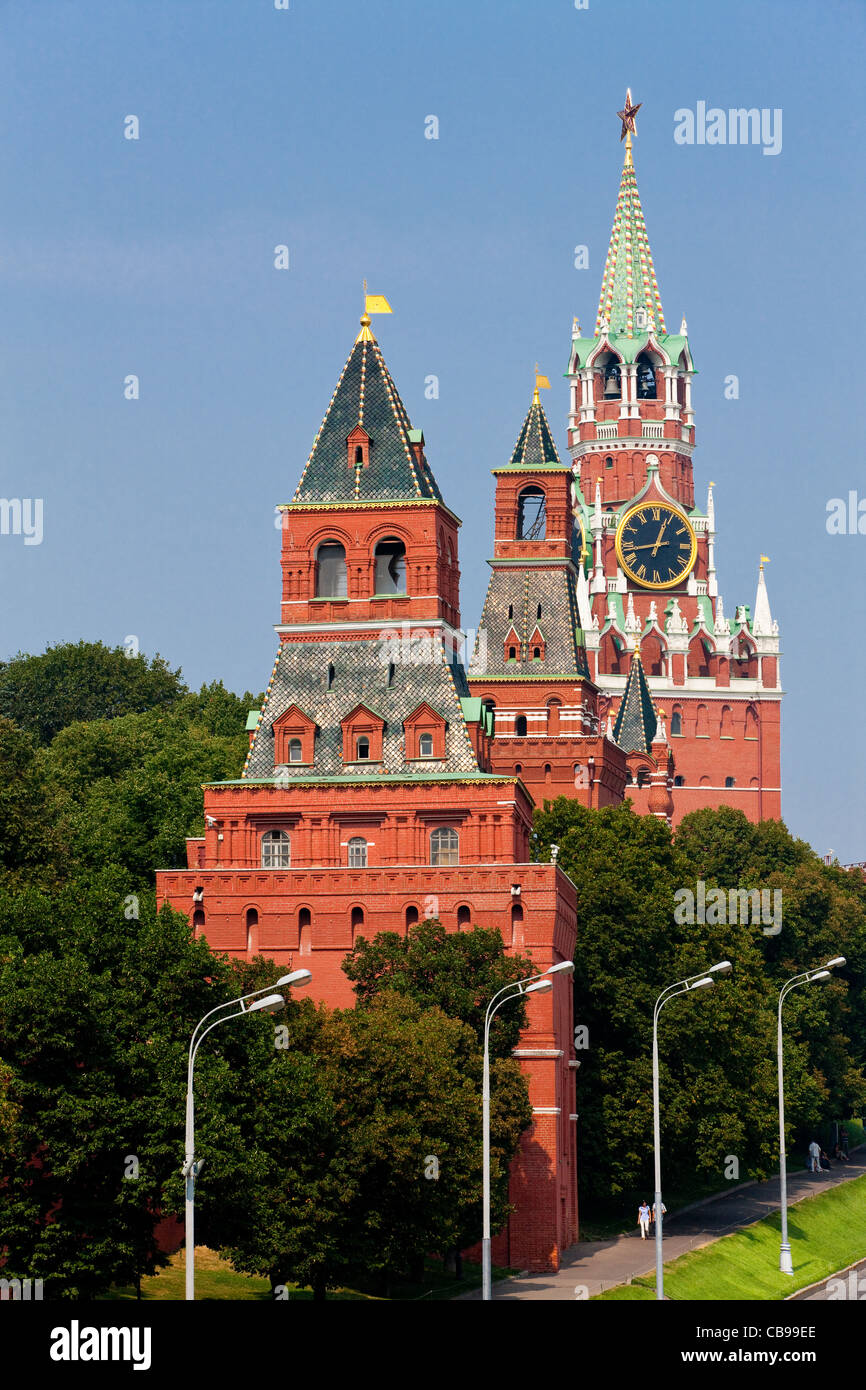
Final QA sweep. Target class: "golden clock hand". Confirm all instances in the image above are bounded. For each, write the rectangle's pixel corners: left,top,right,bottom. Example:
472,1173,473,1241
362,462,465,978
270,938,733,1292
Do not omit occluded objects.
650,518,669,557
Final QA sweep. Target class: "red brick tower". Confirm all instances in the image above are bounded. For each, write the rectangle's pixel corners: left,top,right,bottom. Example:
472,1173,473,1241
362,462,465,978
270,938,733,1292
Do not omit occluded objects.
156,308,580,1271
467,382,629,811
567,97,781,824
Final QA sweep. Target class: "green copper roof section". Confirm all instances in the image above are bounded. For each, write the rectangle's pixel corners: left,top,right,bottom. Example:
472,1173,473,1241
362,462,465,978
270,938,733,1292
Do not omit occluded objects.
291,326,443,505
613,648,657,754
507,392,562,468
245,709,262,731
595,149,665,338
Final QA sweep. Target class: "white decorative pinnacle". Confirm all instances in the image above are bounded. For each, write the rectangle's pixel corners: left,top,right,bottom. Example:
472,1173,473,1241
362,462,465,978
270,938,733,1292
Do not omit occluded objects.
576,561,595,630
713,594,729,638
605,713,614,739
706,482,715,533
654,709,667,744
680,316,688,335
625,592,640,634
753,561,774,637
665,597,688,636
593,480,604,531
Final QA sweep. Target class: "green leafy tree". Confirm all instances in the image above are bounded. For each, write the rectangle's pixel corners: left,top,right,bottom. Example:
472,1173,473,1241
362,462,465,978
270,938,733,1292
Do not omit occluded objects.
342,918,536,1056
222,993,530,1298
531,799,866,1212
0,641,185,744
0,874,269,1299
0,718,54,882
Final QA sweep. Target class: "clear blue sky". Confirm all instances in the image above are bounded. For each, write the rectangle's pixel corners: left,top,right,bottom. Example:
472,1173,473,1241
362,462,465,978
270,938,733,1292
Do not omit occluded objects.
0,0,863,859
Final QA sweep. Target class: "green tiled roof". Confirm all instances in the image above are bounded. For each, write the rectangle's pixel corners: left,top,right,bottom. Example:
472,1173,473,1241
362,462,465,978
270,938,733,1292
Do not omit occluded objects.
613,649,657,754
596,151,665,337
245,709,261,731
507,393,562,468
291,328,442,505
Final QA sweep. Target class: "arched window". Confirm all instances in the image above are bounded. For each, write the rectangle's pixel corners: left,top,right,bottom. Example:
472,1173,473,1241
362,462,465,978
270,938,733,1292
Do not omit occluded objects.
695,704,709,738
508,603,513,619
348,837,368,868
605,455,614,469
327,663,336,690
456,905,471,928
599,354,621,399
514,763,522,774
517,487,546,540
515,715,528,738
508,646,517,660
511,902,524,948
636,352,658,399
316,541,347,598
637,770,648,788
721,706,734,738
674,775,685,786
354,444,364,464
745,705,759,740
537,603,542,619
482,698,496,735
547,698,561,735
419,732,434,757
430,827,459,866
288,737,303,762
725,776,736,788
356,735,370,760
532,646,541,659
670,707,683,737
374,537,407,594
544,763,552,783
192,909,205,930
386,662,395,688
405,905,419,929
246,907,259,957
261,829,291,868
298,906,311,955
351,906,365,941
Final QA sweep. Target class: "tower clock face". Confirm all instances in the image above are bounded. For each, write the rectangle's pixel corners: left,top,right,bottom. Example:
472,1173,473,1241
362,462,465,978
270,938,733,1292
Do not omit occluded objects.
615,502,697,589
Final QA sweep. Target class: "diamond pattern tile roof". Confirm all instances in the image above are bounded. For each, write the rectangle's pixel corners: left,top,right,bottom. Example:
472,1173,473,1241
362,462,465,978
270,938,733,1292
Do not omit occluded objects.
470,566,589,677
612,647,657,753
243,635,480,780
508,393,562,468
291,327,443,505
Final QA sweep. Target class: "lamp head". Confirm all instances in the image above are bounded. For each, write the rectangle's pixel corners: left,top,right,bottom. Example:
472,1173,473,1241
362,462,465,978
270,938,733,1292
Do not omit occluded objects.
525,980,553,996
546,961,575,977
247,993,286,1015
709,960,732,975
275,969,313,989
826,956,846,970
690,977,714,991
808,970,831,984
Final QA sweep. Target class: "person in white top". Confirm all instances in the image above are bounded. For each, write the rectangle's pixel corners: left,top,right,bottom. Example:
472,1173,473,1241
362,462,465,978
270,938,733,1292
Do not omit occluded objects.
637,1201,651,1239
808,1139,821,1173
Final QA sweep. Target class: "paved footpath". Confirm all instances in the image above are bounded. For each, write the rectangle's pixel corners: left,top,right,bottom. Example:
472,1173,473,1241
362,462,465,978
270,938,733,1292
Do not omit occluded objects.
460,1150,866,1301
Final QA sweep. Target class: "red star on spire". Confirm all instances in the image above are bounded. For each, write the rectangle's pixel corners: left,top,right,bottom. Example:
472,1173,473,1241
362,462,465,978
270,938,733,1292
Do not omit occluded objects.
617,88,641,141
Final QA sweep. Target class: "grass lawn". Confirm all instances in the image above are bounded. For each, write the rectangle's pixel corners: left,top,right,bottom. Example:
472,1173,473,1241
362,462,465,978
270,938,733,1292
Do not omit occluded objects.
595,1170,866,1300
108,1246,511,1301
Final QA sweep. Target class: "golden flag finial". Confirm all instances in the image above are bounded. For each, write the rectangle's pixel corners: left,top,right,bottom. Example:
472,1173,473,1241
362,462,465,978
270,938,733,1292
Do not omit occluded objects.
533,363,551,403
760,554,770,568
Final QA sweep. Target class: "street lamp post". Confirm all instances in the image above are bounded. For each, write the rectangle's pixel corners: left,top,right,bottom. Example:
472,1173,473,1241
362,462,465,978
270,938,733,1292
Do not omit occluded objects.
777,957,845,1275
482,960,575,1301
184,968,312,1301
653,961,731,1301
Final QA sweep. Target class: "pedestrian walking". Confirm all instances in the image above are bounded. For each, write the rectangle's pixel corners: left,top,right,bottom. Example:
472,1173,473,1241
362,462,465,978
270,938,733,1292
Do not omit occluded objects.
651,1199,667,1235
841,1125,849,1157
638,1201,651,1239
808,1139,821,1174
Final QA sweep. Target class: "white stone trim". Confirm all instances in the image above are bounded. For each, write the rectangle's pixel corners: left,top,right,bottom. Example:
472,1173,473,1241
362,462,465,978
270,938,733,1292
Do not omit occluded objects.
513,1049,564,1059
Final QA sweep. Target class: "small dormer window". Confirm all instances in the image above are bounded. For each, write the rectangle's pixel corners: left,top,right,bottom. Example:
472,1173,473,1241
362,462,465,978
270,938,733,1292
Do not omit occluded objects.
288,738,303,763
327,663,336,690
356,735,370,761
419,732,433,757
354,445,364,464
508,646,517,660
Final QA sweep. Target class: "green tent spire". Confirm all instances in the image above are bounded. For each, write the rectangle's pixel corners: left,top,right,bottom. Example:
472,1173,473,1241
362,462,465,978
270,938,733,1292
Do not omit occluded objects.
595,129,666,338
507,390,562,469
613,645,657,753
291,318,443,505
